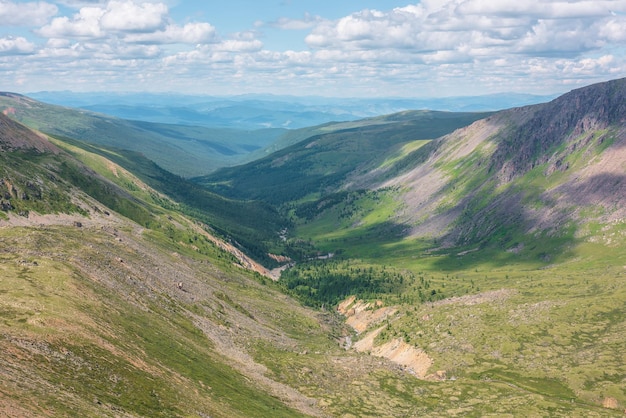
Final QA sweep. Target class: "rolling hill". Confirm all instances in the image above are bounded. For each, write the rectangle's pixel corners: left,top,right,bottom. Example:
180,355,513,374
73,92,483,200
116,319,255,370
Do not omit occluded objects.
28,90,557,125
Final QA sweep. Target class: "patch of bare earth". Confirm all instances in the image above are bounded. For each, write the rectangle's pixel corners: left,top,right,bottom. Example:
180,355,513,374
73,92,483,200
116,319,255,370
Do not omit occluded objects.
602,397,619,410
337,296,397,333
338,296,435,379
352,326,434,379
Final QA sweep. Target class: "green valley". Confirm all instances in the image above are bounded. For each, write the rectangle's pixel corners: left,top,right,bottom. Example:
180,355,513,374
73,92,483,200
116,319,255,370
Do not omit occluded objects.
1,77,625,416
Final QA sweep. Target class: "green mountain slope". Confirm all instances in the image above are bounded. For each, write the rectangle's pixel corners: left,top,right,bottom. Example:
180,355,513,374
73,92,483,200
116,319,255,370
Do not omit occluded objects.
376,78,626,254
196,110,490,204
0,92,285,177
51,136,287,266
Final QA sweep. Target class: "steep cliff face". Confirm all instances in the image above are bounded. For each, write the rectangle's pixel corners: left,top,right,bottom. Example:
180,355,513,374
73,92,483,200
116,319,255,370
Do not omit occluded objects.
384,77,626,248
490,77,626,182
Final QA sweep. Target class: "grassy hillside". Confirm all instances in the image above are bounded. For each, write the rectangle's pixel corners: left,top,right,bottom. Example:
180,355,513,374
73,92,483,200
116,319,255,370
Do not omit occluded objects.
0,225,308,417
0,92,285,177
47,136,287,266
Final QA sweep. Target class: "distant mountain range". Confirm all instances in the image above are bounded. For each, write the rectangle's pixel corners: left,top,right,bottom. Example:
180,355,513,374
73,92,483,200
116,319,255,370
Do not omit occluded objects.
28,90,558,129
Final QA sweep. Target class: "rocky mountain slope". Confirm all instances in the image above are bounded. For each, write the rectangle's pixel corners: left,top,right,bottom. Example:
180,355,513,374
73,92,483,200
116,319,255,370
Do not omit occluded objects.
374,77,626,251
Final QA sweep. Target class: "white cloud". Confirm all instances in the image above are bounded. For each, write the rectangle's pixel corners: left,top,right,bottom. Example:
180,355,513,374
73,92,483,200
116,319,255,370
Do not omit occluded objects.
598,16,626,42
38,6,106,38
37,0,169,39
55,0,106,7
0,1,58,26
99,0,167,32
0,36,36,54
46,38,71,48
3,0,626,97
216,39,263,53
125,22,217,44
267,13,323,30
304,0,626,62
456,0,626,19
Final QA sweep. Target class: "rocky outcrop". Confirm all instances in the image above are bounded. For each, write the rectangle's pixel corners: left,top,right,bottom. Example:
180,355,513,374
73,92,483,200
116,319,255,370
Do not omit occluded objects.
382,77,626,248
337,296,397,333
352,326,434,379
490,77,626,181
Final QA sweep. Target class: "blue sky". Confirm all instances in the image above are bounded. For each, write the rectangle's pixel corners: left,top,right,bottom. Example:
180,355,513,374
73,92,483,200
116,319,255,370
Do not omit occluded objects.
1,0,626,97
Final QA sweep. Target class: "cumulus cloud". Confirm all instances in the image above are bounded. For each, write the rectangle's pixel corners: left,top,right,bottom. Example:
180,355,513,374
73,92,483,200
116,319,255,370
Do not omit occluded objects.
0,36,36,54
99,0,167,32
36,0,222,48
3,0,626,96
38,6,105,38
304,0,626,63
55,0,106,6
37,0,169,39
216,39,263,53
0,1,58,26
455,0,624,19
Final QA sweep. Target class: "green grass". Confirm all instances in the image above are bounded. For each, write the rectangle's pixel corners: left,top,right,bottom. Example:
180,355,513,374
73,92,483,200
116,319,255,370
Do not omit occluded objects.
0,225,310,417
0,149,85,217
274,167,626,414
47,136,288,266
